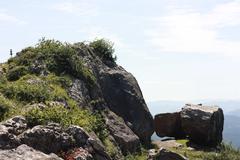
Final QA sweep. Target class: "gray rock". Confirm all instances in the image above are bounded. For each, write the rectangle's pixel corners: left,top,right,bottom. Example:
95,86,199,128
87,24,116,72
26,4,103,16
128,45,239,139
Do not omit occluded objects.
66,125,90,146
0,125,20,149
1,116,27,135
99,68,154,145
19,123,75,154
180,104,224,146
105,110,140,155
87,138,111,160
148,148,187,160
154,112,184,138
0,144,63,160
64,147,93,160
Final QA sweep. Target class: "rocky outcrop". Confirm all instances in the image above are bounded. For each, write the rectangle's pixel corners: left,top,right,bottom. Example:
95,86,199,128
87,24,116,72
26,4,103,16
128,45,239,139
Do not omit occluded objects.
19,123,75,154
154,112,184,139
148,148,187,160
154,104,224,147
99,68,154,145
181,104,224,146
105,110,140,155
0,144,63,160
67,45,154,146
0,117,111,160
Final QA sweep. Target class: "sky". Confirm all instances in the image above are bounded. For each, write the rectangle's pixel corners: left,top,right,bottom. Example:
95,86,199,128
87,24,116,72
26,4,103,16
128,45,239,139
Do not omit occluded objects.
1,0,240,102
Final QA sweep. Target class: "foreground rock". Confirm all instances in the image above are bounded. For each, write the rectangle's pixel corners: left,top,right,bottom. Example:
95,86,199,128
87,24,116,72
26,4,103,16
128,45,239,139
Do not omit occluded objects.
105,110,140,155
148,148,187,160
0,117,111,160
181,104,224,146
0,144,62,160
154,104,224,147
154,112,184,138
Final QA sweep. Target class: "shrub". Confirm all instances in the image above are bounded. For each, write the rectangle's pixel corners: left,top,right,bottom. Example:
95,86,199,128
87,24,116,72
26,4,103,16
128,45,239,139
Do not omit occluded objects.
0,75,51,103
0,95,10,121
6,66,28,81
25,104,107,135
89,38,116,62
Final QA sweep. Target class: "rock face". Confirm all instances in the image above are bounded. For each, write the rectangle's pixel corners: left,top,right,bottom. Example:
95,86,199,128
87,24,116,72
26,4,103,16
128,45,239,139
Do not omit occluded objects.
0,144,63,160
105,110,140,155
99,68,154,144
19,123,75,154
0,117,111,160
154,104,224,147
67,45,154,146
154,112,184,138
181,104,224,146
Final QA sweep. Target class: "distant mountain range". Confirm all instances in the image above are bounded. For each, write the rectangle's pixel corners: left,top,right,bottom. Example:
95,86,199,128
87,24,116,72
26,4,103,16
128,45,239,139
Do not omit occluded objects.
147,100,240,148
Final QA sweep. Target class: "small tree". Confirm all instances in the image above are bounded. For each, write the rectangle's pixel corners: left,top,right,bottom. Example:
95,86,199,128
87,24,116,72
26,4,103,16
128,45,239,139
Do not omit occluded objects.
89,38,116,62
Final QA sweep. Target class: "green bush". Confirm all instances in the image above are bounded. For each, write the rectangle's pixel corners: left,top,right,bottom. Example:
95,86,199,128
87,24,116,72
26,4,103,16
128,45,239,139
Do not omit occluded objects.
6,66,28,81
0,75,51,103
0,95,10,121
7,38,96,86
25,104,107,135
89,38,116,62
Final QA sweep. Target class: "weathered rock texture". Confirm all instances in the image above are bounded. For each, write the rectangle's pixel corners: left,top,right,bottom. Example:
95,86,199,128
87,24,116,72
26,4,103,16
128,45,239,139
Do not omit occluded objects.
181,104,224,146
148,148,187,160
105,110,140,155
69,44,154,145
0,144,63,160
154,112,184,138
0,117,111,160
154,104,224,147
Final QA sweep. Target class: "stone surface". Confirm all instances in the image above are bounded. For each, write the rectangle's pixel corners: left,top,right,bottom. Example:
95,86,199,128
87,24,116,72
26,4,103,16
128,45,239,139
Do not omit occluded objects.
64,148,93,160
152,148,187,160
19,123,75,154
0,125,20,149
0,144,63,160
152,140,183,150
105,110,140,155
99,68,154,145
154,112,184,138
1,116,27,135
180,104,224,146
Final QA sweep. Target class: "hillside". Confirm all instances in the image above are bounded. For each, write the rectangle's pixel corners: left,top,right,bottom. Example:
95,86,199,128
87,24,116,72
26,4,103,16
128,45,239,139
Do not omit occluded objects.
0,39,240,160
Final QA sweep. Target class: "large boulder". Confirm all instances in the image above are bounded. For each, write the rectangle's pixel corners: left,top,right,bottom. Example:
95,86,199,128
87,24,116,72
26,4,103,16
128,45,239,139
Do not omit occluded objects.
180,104,224,146
105,110,140,155
99,68,154,145
19,123,75,154
154,112,184,138
0,144,63,160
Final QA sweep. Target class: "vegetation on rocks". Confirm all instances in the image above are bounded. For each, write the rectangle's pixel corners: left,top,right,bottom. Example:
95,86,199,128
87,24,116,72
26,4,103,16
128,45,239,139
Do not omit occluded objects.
171,139,240,160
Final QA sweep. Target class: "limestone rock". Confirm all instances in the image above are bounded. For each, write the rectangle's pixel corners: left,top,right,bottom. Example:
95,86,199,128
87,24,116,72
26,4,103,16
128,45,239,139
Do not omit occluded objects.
0,125,20,149
180,104,224,146
1,116,27,135
105,110,140,155
154,112,184,138
19,123,75,154
0,144,63,160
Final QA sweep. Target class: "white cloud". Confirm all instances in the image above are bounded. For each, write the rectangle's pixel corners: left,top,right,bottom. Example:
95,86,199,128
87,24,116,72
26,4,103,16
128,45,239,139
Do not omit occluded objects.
145,1,240,57
0,12,26,25
52,1,98,16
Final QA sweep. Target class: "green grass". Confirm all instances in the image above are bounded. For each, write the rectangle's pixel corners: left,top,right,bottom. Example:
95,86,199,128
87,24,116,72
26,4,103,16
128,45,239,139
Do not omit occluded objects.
171,139,240,160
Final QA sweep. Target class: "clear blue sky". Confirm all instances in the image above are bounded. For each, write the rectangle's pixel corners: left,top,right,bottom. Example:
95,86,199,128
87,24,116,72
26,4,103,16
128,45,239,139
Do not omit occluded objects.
1,0,240,102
